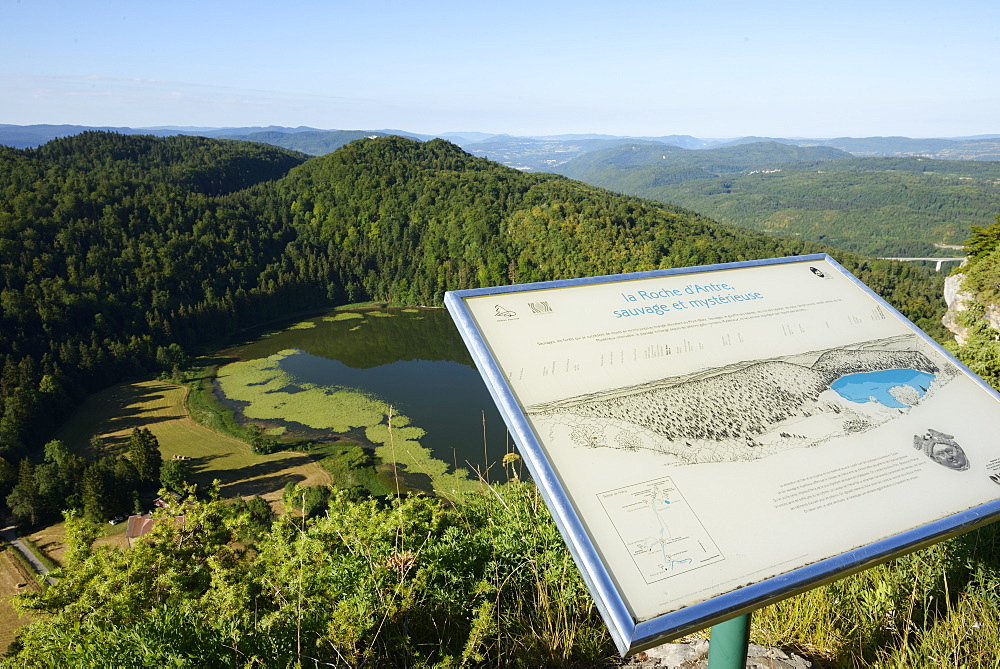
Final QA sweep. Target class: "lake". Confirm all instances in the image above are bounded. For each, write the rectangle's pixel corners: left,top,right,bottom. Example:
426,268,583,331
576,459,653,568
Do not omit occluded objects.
830,368,935,409
216,307,510,491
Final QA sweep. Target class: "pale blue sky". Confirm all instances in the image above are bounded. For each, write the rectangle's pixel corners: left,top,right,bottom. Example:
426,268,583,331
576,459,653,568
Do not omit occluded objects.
2,0,998,138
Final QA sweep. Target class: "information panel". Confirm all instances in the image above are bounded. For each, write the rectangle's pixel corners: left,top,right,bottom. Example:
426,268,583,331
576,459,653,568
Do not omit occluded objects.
445,254,1000,655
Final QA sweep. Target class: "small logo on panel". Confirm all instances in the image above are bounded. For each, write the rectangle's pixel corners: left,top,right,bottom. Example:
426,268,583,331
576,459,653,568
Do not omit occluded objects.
529,301,553,315
494,305,517,321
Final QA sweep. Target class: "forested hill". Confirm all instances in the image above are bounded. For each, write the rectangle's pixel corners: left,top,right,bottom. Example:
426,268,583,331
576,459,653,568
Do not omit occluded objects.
217,129,408,155
556,141,850,177
22,132,309,195
0,132,945,468
554,141,1000,257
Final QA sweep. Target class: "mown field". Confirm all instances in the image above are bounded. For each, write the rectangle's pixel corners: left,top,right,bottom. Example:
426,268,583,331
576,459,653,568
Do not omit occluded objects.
22,519,129,569
55,378,331,501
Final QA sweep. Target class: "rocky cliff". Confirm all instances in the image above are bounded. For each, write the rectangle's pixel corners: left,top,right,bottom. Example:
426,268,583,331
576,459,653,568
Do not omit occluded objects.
942,268,1000,344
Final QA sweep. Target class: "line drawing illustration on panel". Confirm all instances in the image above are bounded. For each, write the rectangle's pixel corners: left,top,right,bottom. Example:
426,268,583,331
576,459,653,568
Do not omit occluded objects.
526,333,959,465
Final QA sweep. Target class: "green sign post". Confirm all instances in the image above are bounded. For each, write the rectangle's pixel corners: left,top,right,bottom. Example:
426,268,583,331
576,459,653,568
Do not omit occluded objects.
708,614,751,668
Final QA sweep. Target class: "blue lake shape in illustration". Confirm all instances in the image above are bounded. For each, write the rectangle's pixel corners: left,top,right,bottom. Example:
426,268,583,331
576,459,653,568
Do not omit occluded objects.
830,368,935,409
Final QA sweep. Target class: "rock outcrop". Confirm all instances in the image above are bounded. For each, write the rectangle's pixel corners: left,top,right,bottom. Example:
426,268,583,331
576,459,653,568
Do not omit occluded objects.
942,268,1000,344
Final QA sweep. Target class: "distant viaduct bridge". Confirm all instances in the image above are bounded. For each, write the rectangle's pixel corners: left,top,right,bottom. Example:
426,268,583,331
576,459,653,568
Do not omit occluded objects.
880,257,965,271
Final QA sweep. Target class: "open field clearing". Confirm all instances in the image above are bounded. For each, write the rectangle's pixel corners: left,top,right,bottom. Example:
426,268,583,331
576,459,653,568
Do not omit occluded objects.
0,546,40,652
56,379,331,501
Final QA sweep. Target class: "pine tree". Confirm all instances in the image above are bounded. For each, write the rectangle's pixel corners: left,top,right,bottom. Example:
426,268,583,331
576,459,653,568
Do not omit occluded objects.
80,462,110,522
127,427,162,485
7,458,41,526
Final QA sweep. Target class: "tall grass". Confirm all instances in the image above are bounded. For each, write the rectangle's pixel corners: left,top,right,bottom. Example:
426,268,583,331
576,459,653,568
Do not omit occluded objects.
753,521,1000,666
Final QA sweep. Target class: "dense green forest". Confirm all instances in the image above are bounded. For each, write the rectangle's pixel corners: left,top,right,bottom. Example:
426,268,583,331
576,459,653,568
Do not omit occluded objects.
0,133,312,467
0,133,949,489
555,141,1000,257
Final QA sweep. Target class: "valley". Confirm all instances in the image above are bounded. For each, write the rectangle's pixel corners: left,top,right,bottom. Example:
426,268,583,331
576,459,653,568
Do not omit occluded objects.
0,130,993,665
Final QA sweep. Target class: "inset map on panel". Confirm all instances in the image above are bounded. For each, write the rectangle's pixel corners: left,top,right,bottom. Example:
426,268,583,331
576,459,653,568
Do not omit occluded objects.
598,477,723,583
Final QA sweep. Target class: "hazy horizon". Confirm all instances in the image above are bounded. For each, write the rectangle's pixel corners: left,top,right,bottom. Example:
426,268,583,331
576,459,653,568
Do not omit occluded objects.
3,122,998,143
3,1,998,139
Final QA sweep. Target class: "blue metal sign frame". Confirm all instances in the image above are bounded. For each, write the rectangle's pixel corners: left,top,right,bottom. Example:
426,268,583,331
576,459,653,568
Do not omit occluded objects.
445,254,1000,655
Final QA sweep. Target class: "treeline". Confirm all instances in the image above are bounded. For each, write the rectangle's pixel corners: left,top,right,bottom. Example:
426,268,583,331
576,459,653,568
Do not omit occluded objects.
0,132,948,502
6,428,163,527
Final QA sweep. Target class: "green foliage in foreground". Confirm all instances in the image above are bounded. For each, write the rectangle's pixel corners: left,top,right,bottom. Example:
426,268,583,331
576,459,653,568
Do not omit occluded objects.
10,482,1000,666
7,483,614,667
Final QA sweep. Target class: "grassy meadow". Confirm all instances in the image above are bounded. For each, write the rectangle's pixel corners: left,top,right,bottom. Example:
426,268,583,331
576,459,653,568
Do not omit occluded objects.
55,377,331,501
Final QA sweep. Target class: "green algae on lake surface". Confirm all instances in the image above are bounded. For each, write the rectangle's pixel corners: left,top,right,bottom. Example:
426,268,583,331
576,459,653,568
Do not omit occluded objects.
215,337,492,497
216,350,387,433
366,416,480,497
322,312,364,322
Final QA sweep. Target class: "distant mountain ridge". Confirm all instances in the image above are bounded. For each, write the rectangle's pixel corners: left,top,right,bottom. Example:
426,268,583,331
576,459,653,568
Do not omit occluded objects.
552,140,1000,257
555,141,850,179
3,124,998,163
216,129,416,155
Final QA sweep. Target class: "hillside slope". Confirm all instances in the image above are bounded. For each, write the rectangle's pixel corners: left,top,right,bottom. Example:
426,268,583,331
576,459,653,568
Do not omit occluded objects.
554,142,1000,257
279,137,944,317
0,133,947,463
